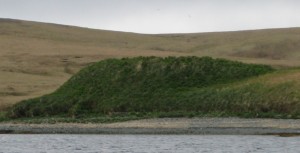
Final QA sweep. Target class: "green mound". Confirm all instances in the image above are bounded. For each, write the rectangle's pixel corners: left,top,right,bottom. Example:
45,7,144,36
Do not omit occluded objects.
10,56,275,118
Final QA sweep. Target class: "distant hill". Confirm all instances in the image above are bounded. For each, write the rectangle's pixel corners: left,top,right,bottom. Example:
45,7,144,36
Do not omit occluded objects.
1,18,300,109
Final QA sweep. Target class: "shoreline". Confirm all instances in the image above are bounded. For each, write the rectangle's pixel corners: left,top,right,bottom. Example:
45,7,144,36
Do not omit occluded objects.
1,118,300,135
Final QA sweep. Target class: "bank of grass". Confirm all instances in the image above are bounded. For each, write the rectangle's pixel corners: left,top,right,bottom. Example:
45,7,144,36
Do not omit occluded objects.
5,72,300,123
9,56,286,120
3,110,299,124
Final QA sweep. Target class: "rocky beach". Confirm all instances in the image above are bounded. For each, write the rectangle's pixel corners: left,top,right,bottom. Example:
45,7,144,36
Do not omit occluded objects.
1,118,300,135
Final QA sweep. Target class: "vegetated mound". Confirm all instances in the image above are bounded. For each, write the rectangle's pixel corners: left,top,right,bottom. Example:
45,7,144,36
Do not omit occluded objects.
9,56,275,118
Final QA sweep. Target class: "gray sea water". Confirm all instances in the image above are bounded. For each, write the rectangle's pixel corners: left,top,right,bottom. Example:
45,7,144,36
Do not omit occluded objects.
0,134,299,153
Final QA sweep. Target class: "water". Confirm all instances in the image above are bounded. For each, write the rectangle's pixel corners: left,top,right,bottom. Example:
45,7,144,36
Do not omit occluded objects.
0,134,299,153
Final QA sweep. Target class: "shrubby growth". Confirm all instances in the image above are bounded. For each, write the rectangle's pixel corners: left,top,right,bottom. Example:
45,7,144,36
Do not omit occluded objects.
10,56,279,118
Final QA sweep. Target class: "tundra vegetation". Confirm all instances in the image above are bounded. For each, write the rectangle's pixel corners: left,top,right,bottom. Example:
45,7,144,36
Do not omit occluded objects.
9,56,300,122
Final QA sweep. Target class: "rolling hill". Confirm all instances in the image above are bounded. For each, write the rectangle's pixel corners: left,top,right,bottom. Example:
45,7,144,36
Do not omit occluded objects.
1,18,300,110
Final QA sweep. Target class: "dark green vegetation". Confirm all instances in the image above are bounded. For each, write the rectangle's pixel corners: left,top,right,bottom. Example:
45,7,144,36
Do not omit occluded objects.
0,112,7,122
11,56,294,120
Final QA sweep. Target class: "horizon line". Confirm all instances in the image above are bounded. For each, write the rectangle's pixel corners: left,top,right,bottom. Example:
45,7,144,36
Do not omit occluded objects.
1,17,300,35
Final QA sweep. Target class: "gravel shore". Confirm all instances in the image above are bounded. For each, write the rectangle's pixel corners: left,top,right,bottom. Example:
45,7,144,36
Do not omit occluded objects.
1,118,300,135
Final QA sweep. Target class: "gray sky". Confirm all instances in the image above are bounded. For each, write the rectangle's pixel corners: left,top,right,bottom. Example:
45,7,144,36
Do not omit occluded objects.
1,0,300,34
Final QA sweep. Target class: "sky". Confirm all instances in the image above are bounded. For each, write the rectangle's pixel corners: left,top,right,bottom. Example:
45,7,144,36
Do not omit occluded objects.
1,0,300,34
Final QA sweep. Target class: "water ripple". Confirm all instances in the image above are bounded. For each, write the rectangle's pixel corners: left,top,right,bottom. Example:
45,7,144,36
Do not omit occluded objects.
0,134,299,153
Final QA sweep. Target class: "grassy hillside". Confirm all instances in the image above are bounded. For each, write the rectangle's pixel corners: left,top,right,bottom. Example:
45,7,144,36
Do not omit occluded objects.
1,18,300,110
10,56,280,119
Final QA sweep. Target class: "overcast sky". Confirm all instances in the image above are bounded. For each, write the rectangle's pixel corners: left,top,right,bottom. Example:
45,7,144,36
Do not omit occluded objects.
1,0,300,34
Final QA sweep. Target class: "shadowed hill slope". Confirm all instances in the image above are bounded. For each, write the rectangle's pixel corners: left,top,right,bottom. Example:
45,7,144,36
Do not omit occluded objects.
1,18,300,109
10,57,277,118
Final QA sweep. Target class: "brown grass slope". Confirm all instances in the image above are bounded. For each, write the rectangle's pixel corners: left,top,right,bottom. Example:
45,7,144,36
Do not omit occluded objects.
1,18,300,110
